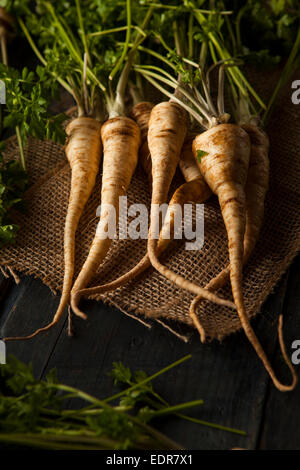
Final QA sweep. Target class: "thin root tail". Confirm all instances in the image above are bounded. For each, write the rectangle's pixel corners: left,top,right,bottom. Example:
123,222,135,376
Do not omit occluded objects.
70,292,88,320
3,320,59,342
189,297,206,343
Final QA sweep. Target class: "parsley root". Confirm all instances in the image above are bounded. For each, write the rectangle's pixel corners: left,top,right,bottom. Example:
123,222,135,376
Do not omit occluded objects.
147,101,235,309
193,123,296,391
190,124,270,342
72,132,212,302
70,117,141,318
4,117,102,340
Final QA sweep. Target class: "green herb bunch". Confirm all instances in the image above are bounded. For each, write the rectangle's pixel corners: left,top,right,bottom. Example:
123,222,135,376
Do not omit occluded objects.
0,64,66,157
3,0,157,118
0,63,67,244
0,354,245,450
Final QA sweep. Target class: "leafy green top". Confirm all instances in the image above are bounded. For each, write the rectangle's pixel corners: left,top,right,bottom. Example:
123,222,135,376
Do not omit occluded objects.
0,63,67,244
0,64,66,148
3,0,156,118
0,354,245,450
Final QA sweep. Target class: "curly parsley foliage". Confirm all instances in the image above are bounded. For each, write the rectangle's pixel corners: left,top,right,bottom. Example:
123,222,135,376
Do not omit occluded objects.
0,355,185,449
0,64,66,146
0,354,245,450
0,356,62,434
3,0,157,116
0,63,66,243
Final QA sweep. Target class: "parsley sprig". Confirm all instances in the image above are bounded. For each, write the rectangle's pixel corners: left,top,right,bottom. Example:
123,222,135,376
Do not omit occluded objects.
0,63,66,167
0,354,245,450
0,10,67,246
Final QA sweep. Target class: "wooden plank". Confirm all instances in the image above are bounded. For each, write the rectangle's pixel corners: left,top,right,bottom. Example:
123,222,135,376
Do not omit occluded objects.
39,272,288,450
0,273,13,310
257,254,300,450
0,275,67,377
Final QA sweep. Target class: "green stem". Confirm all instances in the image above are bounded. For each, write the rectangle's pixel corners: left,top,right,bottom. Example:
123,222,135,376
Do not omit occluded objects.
136,64,178,83
18,18,46,66
90,26,128,37
46,383,174,449
155,32,173,54
15,125,26,171
109,0,132,82
120,370,246,437
125,43,177,70
46,3,106,93
194,10,266,110
89,25,144,38
104,355,191,404
110,0,157,116
188,14,194,59
200,41,208,69
175,413,247,435
173,20,182,56
75,0,91,66
127,380,246,436
18,18,74,96
151,400,204,417
0,433,117,450
208,40,217,64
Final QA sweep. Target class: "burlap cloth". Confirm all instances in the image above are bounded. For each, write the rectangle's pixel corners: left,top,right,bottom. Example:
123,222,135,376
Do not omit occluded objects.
0,70,299,341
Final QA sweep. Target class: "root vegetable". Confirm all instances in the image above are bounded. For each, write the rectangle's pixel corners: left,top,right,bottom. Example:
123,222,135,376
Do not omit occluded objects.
72,129,211,303
147,102,235,309
190,124,270,341
4,117,102,341
70,116,141,318
192,123,296,391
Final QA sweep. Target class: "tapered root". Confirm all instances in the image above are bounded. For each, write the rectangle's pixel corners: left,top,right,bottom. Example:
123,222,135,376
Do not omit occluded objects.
3,320,59,342
70,116,141,316
148,238,236,309
4,117,101,341
238,309,297,391
189,297,206,343
190,124,271,361
72,178,211,311
277,315,298,390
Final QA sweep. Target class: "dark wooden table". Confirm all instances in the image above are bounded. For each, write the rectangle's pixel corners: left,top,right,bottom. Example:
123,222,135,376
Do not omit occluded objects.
1,38,300,451
0,253,299,450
